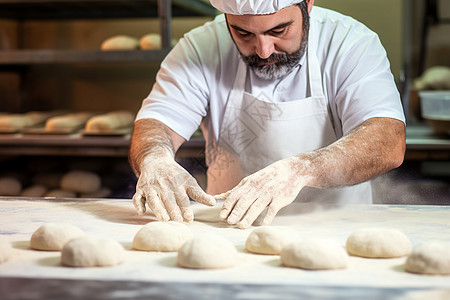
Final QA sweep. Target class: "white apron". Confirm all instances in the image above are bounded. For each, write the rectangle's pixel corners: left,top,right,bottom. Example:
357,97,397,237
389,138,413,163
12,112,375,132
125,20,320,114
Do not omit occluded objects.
203,27,371,206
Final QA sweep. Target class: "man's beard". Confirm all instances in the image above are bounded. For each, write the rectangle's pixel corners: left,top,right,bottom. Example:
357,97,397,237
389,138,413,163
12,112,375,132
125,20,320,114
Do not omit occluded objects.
241,38,307,81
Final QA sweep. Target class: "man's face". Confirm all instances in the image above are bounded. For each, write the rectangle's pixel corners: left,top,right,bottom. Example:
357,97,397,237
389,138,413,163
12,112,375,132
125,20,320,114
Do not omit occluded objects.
226,4,308,80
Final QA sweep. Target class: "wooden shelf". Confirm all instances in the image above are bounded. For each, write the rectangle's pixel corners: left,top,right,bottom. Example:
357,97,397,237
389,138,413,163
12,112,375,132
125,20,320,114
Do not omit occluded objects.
0,0,217,20
0,49,171,66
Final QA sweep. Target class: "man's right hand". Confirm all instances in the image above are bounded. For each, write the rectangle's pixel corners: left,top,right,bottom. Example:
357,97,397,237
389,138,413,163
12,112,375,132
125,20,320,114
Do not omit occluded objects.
132,154,215,222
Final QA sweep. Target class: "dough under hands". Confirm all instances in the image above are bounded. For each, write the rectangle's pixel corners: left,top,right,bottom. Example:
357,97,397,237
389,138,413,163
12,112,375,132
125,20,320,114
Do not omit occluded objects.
177,234,237,269
281,238,349,270
0,236,14,263
30,223,85,251
346,228,412,258
246,226,298,255
405,241,450,275
60,170,101,194
133,221,193,252
61,236,125,267
0,177,22,196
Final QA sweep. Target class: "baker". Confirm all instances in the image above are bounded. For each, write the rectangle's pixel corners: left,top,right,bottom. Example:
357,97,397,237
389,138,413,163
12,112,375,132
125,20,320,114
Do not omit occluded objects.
129,0,406,229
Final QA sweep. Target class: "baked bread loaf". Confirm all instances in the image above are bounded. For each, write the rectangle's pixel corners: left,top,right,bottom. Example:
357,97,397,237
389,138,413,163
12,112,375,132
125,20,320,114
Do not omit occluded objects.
45,112,94,132
85,110,134,133
101,35,139,51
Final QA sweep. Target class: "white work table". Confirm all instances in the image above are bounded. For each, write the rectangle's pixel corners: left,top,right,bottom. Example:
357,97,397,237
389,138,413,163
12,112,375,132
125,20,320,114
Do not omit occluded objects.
0,198,449,300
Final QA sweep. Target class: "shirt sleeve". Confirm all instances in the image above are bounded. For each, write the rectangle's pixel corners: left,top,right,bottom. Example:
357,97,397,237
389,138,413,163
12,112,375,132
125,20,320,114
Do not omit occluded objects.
136,30,211,141
324,20,406,136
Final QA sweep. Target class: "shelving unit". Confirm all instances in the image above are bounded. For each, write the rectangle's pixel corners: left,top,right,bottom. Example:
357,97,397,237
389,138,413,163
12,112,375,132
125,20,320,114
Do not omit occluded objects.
0,0,214,157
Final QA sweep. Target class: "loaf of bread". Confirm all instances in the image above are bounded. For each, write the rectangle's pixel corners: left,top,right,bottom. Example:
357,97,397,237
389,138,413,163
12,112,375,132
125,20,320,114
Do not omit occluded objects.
139,33,178,50
0,111,62,130
85,110,134,133
45,112,95,132
101,35,139,51
414,66,450,90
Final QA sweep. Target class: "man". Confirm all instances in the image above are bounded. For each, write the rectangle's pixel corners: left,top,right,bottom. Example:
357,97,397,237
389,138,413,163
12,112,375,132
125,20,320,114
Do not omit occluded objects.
129,0,406,229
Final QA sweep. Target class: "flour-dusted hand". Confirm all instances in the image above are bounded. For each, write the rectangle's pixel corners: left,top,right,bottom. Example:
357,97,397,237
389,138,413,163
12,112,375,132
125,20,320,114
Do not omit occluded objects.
216,158,311,229
130,119,215,223
133,153,215,222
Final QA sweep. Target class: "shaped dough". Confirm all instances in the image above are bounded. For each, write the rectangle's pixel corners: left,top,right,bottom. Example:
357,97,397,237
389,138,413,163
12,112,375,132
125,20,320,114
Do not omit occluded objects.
60,170,101,194
177,234,237,269
346,228,411,258
101,35,139,51
133,221,193,252
405,241,450,275
0,177,22,196
61,236,125,267
85,111,134,133
281,238,348,270
30,223,85,251
246,226,298,255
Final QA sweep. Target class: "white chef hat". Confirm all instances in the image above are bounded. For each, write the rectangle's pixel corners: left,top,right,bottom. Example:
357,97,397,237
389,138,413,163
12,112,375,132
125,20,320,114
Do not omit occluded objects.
210,0,305,15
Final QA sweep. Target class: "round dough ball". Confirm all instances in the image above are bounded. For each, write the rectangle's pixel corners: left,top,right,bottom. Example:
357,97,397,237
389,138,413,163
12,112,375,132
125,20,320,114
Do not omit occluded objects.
0,177,22,196
0,236,14,263
133,221,193,252
21,185,48,197
346,228,412,258
30,223,85,251
60,170,101,194
101,35,139,51
281,239,348,270
177,234,237,269
246,226,298,255
61,236,125,267
45,189,77,198
405,241,450,275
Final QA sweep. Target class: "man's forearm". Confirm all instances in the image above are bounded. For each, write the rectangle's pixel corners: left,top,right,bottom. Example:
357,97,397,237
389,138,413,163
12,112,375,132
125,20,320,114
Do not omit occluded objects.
129,118,185,177
294,117,406,188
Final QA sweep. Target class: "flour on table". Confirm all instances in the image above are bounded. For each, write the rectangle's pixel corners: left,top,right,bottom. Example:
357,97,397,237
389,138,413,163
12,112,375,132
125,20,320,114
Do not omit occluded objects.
281,238,348,270
177,234,237,269
0,236,14,263
346,227,411,258
30,223,85,251
61,236,125,267
405,241,450,275
133,221,193,252
246,226,298,255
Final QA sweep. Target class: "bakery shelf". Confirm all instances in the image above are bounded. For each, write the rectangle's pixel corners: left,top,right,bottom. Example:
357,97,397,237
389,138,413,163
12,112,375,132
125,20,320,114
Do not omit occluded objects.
0,0,217,20
0,49,171,65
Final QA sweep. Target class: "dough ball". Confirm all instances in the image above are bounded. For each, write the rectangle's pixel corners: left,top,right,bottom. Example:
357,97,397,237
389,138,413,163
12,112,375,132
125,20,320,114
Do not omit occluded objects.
45,189,77,198
101,35,139,51
405,241,450,275
346,228,411,258
32,172,63,188
61,236,125,267
80,187,111,198
139,33,161,50
30,223,85,251
133,221,193,252
246,226,298,255
177,234,237,269
281,238,348,270
21,185,48,197
60,170,101,194
0,177,22,196
0,236,14,263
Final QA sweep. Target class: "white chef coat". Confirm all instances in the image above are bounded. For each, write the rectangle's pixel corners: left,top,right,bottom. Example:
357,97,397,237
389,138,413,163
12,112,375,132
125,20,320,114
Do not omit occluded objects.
137,6,405,143
136,6,405,154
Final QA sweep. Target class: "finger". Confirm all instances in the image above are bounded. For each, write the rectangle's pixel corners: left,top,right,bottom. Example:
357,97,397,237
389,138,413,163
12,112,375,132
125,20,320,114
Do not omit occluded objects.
219,187,247,221
146,189,170,222
132,189,146,215
261,203,282,226
185,178,216,206
159,190,183,222
214,191,231,201
238,197,272,229
226,193,257,225
174,187,194,222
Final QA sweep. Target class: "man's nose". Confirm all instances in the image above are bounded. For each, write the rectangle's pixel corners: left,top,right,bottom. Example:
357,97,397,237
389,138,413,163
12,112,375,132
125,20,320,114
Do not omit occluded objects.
255,35,275,59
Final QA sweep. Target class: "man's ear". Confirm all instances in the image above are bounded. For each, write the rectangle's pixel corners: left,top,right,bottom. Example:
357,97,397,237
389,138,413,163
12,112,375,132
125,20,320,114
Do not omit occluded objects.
306,0,314,14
